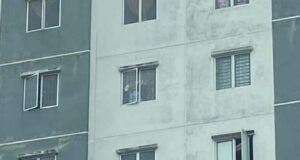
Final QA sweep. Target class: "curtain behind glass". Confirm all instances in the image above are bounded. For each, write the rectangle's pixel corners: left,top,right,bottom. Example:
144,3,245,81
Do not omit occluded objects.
216,0,230,9
45,0,60,28
124,0,139,24
41,74,58,107
140,68,156,101
140,151,155,160
216,56,232,90
123,69,137,104
121,154,136,160
28,0,42,31
142,0,156,21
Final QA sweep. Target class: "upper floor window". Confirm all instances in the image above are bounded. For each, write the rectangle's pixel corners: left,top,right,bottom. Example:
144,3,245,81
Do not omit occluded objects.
120,62,158,105
117,144,157,160
27,0,61,32
124,0,156,24
215,0,249,9
22,70,60,111
212,130,254,160
213,46,252,90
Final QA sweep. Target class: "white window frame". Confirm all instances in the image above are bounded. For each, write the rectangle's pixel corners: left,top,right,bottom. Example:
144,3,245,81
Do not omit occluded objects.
119,150,156,160
26,0,62,33
122,0,157,25
40,72,60,109
122,68,139,105
215,53,251,89
213,47,252,90
214,0,249,9
121,67,157,105
22,70,60,111
213,131,253,160
23,73,39,111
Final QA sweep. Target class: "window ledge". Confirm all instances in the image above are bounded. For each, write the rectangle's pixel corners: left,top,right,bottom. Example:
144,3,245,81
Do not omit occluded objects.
116,144,158,154
211,46,253,58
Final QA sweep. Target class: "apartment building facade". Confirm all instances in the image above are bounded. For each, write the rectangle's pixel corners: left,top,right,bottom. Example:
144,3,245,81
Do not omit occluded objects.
272,0,300,159
0,0,90,159
89,1,275,160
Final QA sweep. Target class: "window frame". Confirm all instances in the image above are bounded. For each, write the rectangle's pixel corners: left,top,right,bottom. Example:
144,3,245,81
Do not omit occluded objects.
18,150,58,160
212,130,254,160
123,0,157,25
213,46,252,90
117,144,157,160
26,0,62,33
214,0,249,9
23,73,39,111
22,69,60,112
121,66,157,105
40,72,60,109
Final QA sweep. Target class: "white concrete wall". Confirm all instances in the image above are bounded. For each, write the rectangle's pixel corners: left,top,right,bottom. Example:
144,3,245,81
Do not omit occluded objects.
89,0,275,160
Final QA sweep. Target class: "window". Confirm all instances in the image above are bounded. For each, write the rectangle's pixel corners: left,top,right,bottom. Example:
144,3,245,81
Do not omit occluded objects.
214,47,252,90
124,0,156,24
117,144,157,160
21,155,56,160
212,131,254,160
120,62,158,104
23,71,59,111
19,150,57,160
215,0,249,9
27,0,61,32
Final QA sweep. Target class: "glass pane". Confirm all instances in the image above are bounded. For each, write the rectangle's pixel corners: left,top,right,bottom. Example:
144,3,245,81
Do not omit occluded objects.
140,68,156,101
28,0,42,31
235,53,250,87
234,0,249,6
41,73,58,107
40,155,56,160
216,0,230,9
142,0,156,21
217,141,233,160
249,136,253,160
124,0,139,24
235,138,242,160
45,0,60,28
123,69,137,104
216,56,232,90
121,153,136,160
140,151,155,160
24,75,38,110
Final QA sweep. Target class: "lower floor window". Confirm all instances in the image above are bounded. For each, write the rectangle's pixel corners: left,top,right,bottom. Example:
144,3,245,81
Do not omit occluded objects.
117,144,157,160
213,130,254,160
121,150,155,160
19,150,57,160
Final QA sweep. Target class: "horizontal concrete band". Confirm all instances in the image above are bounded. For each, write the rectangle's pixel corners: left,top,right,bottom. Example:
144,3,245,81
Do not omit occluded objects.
275,100,300,107
273,14,300,22
0,50,90,67
0,131,88,147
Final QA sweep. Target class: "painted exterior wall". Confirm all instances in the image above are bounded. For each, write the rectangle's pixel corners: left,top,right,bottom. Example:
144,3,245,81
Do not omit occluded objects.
89,0,275,160
0,0,90,159
272,1,300,159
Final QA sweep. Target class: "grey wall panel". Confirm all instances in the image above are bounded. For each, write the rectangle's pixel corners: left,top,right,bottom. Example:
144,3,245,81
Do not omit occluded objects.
273,18,300,104
0,134,87,160
0,0,91,64
275,103,300,160
0,53,89,143
272,0,300,19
